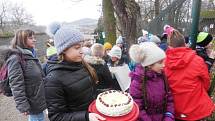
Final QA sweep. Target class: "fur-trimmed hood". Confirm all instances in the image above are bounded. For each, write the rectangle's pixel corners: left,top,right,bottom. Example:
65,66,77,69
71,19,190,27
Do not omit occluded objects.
0,46,19,67
84,55,105,65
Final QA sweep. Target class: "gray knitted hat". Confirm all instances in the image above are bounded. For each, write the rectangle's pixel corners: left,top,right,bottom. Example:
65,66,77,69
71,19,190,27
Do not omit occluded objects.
47,22,84,55
150,35,161,44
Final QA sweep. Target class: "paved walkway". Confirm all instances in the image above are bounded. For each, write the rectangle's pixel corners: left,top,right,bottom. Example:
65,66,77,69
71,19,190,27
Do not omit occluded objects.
0,95,49,121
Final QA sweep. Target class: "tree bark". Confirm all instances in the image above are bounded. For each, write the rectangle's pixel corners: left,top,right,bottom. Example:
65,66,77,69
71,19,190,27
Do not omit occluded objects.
154,0,160,17
102,0,116,45
111,0,140,46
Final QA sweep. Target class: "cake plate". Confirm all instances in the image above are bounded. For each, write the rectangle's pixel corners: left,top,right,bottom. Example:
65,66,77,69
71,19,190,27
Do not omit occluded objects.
88,100,139,121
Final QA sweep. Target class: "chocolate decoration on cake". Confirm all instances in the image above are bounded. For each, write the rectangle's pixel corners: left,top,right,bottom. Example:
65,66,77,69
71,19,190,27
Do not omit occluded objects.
95,90,134,117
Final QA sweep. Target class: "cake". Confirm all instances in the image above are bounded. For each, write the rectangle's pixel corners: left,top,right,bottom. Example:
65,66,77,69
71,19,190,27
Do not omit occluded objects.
95,90,133,117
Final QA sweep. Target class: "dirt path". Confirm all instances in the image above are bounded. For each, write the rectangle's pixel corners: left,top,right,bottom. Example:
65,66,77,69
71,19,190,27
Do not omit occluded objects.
0,95,49,121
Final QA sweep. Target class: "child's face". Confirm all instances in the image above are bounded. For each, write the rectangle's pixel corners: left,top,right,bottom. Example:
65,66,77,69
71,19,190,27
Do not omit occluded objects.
205,41,213,50
63,42,83,62
111,57,119,62
105,49,111,54
149,59,164,74
117,43,123,48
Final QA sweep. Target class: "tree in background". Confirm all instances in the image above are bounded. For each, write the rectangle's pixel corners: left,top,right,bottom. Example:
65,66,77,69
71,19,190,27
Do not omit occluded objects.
10,3,34,26
94,17,104,34
111,0,141,46
102,0,116,45
154,0,160,17
0,0,9,34
0,0,34,35
137,0,189,35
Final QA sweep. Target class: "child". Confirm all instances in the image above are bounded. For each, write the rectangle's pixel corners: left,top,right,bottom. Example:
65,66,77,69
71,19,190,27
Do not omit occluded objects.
103,42,112,63
84,43,114,94
42,39,57,75
129,42,174,121
165,29,214,121
46,39,57,58
107,45,123,90
115,36,129,64
45,22,105,121
107,45,123,67
196,32,215,71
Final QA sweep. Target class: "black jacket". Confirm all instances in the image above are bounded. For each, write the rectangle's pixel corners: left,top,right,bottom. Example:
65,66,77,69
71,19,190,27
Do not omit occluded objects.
196,46,214,71
84,55,114,91
45,60,96,121
6,46,46,114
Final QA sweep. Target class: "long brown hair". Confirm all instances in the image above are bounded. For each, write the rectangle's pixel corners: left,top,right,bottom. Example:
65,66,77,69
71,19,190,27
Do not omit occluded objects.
141,67,169,112
11,29,35,49
82,60,99,84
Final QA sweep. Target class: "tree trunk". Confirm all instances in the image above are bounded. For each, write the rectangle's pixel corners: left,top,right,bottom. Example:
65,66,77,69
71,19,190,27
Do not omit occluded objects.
102,0,116,45
111,0,140,47
154,0,160,17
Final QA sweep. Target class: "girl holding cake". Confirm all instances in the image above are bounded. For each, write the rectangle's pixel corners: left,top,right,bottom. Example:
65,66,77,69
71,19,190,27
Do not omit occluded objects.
129,42,174,121
44,22,105,121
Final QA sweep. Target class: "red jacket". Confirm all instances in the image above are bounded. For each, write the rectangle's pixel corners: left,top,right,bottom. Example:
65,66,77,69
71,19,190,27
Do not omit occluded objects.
165,47,214,120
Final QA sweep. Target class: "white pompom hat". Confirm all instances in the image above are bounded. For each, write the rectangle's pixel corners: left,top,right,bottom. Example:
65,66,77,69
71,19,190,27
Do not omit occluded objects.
108,45,122,59
129,42,166,67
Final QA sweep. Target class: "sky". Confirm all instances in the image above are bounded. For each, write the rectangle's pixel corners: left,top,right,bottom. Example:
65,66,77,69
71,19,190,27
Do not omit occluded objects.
9,0,102,26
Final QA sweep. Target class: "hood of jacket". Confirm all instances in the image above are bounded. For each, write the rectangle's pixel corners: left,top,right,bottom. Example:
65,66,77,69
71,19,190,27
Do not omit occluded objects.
84,55,105,65
165,47,196,70
0,46,19,67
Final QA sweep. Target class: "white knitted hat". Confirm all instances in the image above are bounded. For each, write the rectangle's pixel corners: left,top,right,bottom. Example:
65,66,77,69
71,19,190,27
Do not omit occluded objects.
46,22,84,55
116,36,124,44
129,42,166,67
137,36,149,44
108,45,122,59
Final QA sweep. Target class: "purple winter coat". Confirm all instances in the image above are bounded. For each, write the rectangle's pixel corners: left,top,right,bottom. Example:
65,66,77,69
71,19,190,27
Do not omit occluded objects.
129,64,174,121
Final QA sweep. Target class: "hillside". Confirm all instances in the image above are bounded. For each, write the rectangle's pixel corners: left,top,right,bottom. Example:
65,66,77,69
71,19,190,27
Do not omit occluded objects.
63,18,98,34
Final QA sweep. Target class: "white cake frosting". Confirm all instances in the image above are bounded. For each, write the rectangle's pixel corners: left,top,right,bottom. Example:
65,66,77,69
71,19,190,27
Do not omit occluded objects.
96,90,133,117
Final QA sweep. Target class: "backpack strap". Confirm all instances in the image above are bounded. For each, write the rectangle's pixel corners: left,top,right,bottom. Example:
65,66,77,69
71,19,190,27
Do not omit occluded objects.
14,52,26,70
0,63,8,94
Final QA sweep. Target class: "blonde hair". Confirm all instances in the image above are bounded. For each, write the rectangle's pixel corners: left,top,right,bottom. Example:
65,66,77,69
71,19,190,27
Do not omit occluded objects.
91,43,104,58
